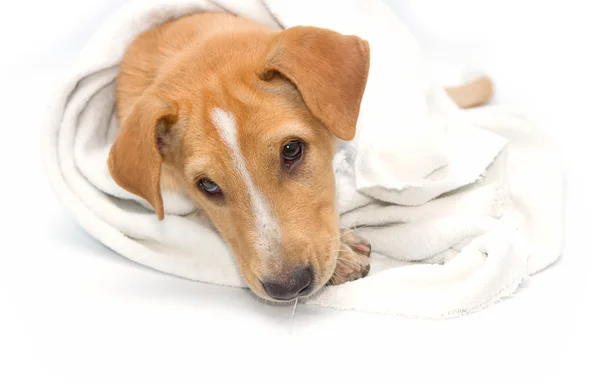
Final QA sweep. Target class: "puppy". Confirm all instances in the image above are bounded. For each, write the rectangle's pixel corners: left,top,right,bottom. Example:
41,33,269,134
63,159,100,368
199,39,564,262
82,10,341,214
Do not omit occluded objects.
108,12,492,302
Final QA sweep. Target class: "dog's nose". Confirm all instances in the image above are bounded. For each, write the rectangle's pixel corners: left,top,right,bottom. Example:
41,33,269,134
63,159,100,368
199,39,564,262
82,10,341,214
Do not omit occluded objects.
261,267,313,301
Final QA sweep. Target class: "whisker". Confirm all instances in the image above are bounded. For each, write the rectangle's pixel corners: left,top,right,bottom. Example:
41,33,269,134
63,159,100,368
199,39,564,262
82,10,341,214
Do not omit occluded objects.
289,297,299,336
334,249,356,255
327,225,362,245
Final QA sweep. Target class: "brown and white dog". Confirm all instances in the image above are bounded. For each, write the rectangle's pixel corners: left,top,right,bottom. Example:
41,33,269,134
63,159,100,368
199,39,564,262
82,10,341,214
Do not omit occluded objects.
108,12,492,302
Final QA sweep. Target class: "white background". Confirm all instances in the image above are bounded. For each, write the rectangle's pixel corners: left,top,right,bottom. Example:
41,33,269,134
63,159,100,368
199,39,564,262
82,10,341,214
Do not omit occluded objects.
1,0,598,388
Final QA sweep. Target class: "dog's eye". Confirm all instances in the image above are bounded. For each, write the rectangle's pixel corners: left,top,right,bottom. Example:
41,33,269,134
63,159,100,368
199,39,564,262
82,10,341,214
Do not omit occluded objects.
197,178,222,196
282,141,303,160
281,140,304,170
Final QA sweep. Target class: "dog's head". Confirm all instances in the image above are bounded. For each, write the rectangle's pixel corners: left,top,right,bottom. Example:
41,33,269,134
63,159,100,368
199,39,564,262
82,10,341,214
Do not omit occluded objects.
108,26,370,301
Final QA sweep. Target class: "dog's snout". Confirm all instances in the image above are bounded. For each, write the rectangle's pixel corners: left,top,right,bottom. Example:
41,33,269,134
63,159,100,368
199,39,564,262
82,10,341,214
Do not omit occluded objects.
261,266,313,301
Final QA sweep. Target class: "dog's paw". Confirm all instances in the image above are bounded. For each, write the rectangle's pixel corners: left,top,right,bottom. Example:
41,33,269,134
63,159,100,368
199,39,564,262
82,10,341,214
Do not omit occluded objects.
328,229,371,286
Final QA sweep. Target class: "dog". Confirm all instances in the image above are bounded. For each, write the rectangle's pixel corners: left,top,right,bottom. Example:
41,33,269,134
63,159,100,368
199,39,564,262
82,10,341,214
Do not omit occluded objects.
108,12,492,302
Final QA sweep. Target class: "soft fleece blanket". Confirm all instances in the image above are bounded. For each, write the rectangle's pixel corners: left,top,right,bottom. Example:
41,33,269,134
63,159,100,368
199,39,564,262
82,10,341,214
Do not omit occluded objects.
42,0,564,318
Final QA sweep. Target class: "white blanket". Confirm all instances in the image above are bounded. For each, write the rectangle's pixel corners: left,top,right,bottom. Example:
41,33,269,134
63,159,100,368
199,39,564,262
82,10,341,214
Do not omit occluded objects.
41,0,564,318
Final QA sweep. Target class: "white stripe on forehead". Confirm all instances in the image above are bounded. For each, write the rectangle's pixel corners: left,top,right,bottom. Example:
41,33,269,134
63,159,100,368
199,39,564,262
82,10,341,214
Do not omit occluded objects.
211,108,280,258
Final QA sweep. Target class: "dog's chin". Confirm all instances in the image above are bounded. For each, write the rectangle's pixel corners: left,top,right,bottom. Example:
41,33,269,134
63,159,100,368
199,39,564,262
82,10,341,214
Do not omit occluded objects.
249,289,308,305
243,261,337,305
247,280,325,305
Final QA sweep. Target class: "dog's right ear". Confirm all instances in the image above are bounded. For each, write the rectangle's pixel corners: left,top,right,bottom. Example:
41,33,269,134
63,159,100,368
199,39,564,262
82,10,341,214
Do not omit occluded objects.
108,94,178,221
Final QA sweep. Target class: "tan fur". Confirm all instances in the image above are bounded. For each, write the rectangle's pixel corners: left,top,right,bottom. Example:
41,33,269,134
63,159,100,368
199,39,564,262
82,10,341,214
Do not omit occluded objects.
108,12,493,301
445,76,494,108
109,13,369,299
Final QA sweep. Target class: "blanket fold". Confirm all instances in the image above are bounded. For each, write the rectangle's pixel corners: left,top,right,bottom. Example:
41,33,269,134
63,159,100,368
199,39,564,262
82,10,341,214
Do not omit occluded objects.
42,0,564,318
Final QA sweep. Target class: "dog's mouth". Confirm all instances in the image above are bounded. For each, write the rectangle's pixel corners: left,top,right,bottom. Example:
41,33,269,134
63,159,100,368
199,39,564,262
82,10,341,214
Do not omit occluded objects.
244,230,372,303
258,259,335,303
247,253,338,303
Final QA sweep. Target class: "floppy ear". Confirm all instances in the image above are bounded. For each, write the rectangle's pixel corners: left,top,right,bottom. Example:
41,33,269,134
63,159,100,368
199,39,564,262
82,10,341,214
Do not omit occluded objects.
262,26,370,141
107,94,178,220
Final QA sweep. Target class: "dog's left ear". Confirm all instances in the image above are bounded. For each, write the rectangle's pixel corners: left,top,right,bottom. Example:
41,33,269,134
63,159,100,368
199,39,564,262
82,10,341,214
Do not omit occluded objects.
262,26,370,141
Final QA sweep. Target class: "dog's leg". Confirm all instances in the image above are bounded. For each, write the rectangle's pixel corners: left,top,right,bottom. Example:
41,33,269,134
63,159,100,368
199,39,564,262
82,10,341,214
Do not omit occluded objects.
329,228,371,285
